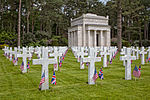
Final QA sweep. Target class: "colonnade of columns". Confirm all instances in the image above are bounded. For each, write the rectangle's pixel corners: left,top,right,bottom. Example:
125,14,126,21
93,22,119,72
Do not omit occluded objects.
68,31,78,47
68,29,110,47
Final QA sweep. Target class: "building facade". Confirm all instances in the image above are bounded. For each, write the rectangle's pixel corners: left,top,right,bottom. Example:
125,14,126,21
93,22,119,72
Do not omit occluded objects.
68,13,111,47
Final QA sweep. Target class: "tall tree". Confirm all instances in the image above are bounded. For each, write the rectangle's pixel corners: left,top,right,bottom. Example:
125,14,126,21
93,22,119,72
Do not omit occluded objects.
18,0,21,46
117,0,122,51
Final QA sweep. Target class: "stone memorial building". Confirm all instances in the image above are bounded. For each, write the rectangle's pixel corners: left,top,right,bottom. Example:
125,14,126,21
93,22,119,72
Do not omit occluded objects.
68,13,111,47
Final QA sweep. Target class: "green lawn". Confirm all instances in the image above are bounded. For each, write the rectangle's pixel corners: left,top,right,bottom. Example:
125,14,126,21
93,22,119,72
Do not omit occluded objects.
0,49,150,100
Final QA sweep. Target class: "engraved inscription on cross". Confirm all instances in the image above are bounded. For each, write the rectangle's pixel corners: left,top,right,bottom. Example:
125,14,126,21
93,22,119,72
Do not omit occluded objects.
83,48,101,85
120,48,136,80
17,47,32,73
32,47,57,90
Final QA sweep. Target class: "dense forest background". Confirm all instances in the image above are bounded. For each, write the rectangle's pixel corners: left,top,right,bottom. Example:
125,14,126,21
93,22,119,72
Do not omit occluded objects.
0,0,150,48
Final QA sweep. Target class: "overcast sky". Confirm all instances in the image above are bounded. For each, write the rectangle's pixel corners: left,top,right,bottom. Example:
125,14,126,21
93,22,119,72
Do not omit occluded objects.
99,0,110,4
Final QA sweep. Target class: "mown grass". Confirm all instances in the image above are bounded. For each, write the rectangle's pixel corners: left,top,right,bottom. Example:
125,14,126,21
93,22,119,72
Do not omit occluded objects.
0,49,150,100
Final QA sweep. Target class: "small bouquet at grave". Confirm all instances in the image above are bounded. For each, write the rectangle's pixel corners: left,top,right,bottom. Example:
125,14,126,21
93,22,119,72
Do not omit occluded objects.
99,67,104,80
133,65,141,78
149,58,150,63
93,67,98,82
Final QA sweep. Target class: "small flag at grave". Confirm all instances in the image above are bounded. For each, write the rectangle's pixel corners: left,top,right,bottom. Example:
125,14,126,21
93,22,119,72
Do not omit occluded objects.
93,67,98,82
59,60,62,67
27,61,30,69
139,65,141,71
78,56,81,61
110,59,112,64
20,62,24,71
146,57,148,63
133,65,141,78
149,58,150,63
13,57,16,64
99,68,104,80
86,62,89,66
51,71,56,85
39,72,45,89
131,60,132,64
107,58,109,65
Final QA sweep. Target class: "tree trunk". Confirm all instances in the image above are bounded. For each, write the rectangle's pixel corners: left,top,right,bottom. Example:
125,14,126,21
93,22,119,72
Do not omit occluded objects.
22,24,24,40
17,0,21,46
32,17,34,34
27,11,30,33
1,1,4,30
117,0,122,51
144,21,147,39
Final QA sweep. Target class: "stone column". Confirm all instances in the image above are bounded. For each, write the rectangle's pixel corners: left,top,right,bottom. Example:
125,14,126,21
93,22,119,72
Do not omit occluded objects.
68,32,70,47
71,32,73,47
73,31,75,46
106,30,110,46
82,16,86,47
76,30,78,46
100,30,104,46
94,30,97,47
88,30,90,47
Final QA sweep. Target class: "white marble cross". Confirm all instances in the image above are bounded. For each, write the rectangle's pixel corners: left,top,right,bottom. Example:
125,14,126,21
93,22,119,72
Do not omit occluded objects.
77,47,88,69
140,47,147,65
135,47,140,59
27,47,34,60
9,47,13,61
35,47,42,59
120,47,127,66
5,47,10,59
49,47,62,71
32,47,57,90
120,48,136,80
147,47,150,59
83,48,101,85
132,47,136,56
17,47,32,73
100,47,110,67
13,47,19,65
108,47,113,61
2,46,7,56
